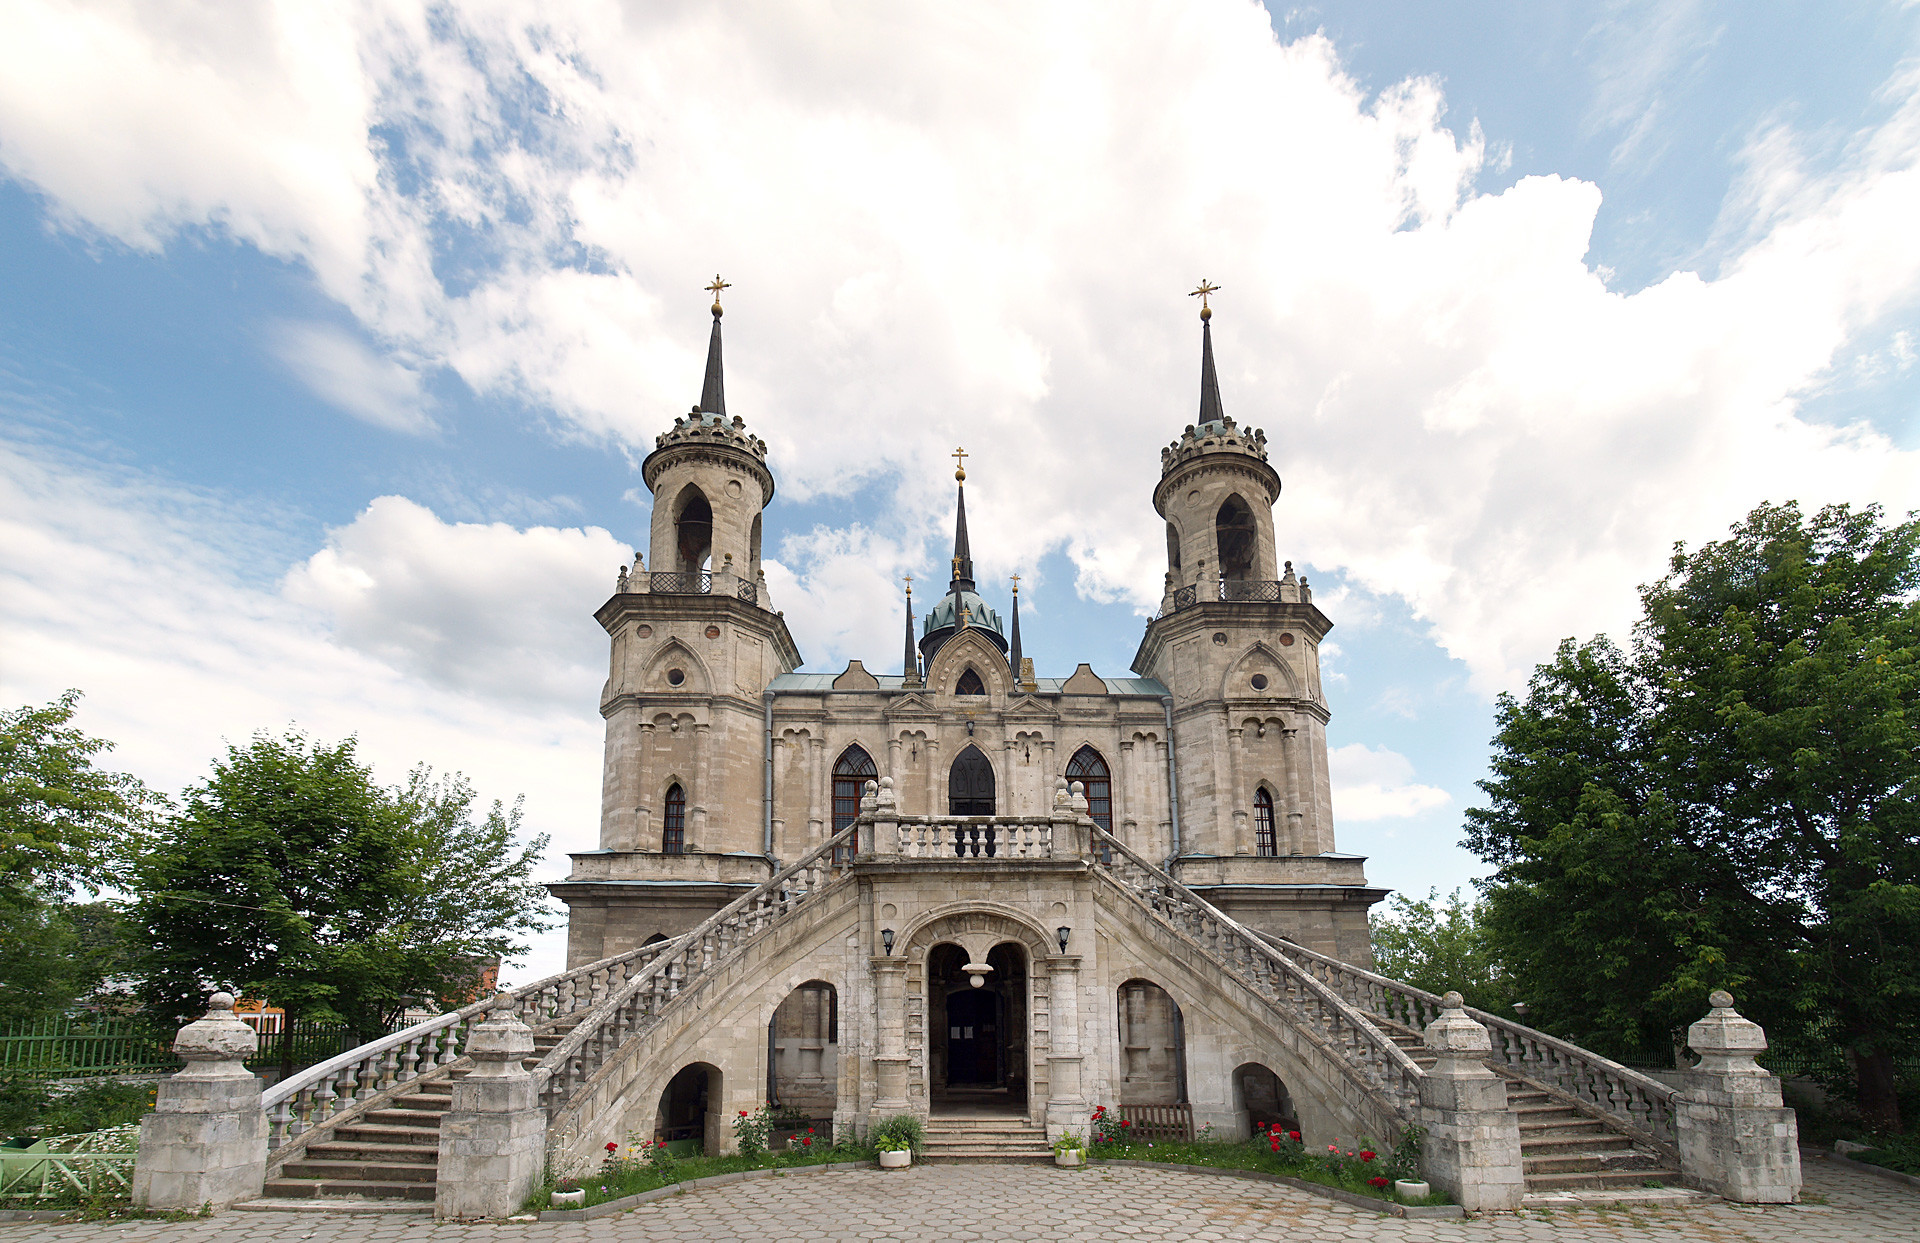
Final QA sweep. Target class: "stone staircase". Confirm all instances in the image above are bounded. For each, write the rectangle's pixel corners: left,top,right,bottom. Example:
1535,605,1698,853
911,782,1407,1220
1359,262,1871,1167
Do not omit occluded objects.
921,1118,1053,1163
253,1021,575,1207
1380,1026,1681,1197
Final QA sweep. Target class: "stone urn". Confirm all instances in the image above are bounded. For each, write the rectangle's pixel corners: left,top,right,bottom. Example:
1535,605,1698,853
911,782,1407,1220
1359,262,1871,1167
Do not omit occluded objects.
878,1148,911,1169
1394,1179,1430,1201
1055,1149,1085,1168
550,1189,585,1208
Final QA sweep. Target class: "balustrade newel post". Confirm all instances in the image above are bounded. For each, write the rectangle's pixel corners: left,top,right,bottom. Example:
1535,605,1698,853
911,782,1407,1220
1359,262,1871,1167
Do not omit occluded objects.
1675,991,1800,1203
1417,992,1525,1211
436,997,546,1220
132,992,267,1211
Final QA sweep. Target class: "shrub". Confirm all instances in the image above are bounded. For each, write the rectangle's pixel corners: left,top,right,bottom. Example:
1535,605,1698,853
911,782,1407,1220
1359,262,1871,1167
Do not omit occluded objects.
869,1114,923,1155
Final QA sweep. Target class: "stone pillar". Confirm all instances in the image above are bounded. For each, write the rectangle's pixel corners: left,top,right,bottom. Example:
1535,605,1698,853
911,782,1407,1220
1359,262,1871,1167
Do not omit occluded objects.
1676,991,1801,1203
435,1002,545,1220
869,776,899,856
768,733,786,856
1044,955,1085,1142
690,721,712,849
133,992,266,1211
634,720,656,850
600,713,635,851
1226,720,1248,852
1418,992,1524,1211
808,736,826,844
1281,726,1305,855
925,736,942,815
870,957,911,1127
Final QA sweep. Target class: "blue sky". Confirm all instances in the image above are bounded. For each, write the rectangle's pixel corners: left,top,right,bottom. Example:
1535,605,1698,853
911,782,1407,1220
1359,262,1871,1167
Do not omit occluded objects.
3,1,1917,982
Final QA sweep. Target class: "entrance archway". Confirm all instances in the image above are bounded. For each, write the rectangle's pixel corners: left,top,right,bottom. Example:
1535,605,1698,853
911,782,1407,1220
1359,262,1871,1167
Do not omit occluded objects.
927,940,1028,1116
655,1062,720,1154
1233,1061,1298,1135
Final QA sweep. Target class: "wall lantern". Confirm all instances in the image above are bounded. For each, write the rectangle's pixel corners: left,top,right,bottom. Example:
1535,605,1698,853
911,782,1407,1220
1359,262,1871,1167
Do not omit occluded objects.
881,928,896,956
1057,926,1071,953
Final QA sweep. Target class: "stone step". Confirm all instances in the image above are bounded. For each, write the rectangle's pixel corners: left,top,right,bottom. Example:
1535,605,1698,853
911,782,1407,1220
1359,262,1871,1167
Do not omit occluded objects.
919,1151,1054,1163
263,1177,437,1202
280,1159,437,1184
363,1107,446,1128
305,1140,440,1164
1522,1167,1682,1192
236,1198,433,1215
332,1121,442,1146
1524,1151,1663,1176
1520,1133,1636,1156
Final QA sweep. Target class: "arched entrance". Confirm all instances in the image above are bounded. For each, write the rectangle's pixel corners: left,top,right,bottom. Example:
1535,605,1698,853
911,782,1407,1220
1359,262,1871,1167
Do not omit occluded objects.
927,940,1028,1116
655,1062,720,1154
1233,1062,1298,1135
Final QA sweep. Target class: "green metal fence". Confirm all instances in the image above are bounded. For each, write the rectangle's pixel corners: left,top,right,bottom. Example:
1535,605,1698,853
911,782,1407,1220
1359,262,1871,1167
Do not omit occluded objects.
0,1017,394,1081
0,1125,138,1205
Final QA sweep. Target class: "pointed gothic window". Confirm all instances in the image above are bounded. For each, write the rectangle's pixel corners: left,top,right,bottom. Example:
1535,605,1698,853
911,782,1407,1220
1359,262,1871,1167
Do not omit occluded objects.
948,746,995,816
955,668,986,696
663,783,687,854
1066,745,1112,833
1216,494,1256,582
1254,787,1276,857
832,745,877,862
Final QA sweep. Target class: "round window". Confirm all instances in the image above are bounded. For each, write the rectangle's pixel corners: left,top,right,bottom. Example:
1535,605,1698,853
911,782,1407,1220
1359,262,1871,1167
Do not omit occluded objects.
666,668,686,686
705,625,721,639
635,624,653,638
1212,632,1228,645
1251,674,1269,691
1278,632,1296,647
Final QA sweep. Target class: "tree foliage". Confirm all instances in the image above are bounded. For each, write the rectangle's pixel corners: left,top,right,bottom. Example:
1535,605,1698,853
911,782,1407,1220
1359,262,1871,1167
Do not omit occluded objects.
1466,502,1920,1129
133,731,553,1037
1368,888,1515,1016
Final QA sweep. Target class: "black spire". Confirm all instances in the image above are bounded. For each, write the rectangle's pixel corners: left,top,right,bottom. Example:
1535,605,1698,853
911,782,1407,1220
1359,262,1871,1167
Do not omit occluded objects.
1008,577,1023,676
698,274,729,416
948,449,975,592
902,580,920,686
1192,278,1224,425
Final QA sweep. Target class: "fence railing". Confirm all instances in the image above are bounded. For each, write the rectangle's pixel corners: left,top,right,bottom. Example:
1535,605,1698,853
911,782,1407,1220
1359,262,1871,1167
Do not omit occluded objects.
892,817,1061,859
0,1019,176,1079
1117,1103,1193,1142
649,570,712,595
0,1125,137,1205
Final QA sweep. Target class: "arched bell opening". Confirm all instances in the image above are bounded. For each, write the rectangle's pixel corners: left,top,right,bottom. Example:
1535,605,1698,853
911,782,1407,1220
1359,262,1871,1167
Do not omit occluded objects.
927,941,1029,1117
1116,979,1187,1106
675,486,713,574
768,981,838,1136
654,1061,721,1155
1215,494,1256,582
1232,1061,1299,1139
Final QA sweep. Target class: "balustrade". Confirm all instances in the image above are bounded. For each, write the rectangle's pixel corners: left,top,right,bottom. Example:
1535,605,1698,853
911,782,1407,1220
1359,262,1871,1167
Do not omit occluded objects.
891,818,1058,859
648,570,712,595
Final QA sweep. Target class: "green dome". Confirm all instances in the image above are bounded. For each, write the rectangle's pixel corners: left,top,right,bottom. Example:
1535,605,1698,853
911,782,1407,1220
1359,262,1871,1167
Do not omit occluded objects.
924,591,1006,640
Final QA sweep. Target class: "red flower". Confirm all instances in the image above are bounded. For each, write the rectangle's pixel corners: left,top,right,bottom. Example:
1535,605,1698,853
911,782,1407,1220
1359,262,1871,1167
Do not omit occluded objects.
605,1142,618,1152
807,1127,815,1134
1369,1176,1389,1189
1269,1140,1280,1152
1327,1144,1339,1153
1120,1120,1131,1127
1359,1151,1376,1162
803,1138,812,1146
654,1139,666,1147
739,1110,748,1117
1288,1131,1301,1142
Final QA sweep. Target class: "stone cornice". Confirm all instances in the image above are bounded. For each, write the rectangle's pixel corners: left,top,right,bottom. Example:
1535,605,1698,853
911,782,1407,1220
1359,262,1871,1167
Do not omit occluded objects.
640,440,776,506
595,591,802,668
1153,452,1281,516
1131,599,1333,675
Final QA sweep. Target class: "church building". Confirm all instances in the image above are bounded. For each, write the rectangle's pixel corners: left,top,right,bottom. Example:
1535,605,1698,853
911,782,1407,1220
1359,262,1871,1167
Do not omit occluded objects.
547,282,1388,1145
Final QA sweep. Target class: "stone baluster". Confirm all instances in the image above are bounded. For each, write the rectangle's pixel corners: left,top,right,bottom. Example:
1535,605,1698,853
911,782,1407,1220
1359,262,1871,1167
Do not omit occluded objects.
436,1000,545,1220
1676,991,1800,1203
133,992,267,1211
1417,992,1525,1211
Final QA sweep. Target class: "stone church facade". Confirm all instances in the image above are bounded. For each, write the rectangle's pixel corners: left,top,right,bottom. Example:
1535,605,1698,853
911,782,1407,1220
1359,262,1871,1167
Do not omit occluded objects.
547,288,1388,1142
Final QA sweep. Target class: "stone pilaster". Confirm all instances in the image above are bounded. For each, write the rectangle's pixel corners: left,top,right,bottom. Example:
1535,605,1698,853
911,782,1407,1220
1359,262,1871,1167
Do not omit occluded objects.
1676,991,1801,1203
869,956,911,1127
1418,992,1524,1211
435,1001,546,1220
1044,954,1086,1141
133,992,267,1211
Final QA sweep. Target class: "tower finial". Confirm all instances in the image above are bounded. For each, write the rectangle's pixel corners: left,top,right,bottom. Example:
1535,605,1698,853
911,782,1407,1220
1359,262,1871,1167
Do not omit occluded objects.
697,278,728,416
902,574,921,687
953,445,968,482
706,274,731,318
948,455,975,593
1008,574,1023,677
1190,278,1220,322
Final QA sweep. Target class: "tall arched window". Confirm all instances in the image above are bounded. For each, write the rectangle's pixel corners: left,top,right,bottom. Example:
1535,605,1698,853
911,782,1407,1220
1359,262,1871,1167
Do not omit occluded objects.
1253,787,1276,857
948,746,995,816
832,745,877,862
1216,494,1256,582
662,783,687,854
955,668,986,696
1066,745,1112,832
1165,521,1182,574
675,486,713,573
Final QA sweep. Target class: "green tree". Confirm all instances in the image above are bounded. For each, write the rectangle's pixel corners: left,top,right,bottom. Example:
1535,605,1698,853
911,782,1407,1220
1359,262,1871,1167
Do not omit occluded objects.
1467,502,1920,1129
133,731,552,1042
1368,887,1515,1015
1,690,164,901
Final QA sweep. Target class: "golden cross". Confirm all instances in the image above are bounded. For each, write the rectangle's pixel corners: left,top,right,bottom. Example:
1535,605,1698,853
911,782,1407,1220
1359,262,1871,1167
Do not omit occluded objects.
705,274,731,298
952,445,968,481
1010,573,1021,594
1189,279,1220,310
903,573,914,594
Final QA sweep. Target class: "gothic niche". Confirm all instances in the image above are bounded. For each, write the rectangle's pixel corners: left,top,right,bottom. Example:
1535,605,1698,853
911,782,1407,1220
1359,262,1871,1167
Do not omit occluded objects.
1117,980,1187,1105
948,745,994,817
655,1062,720,1153
768,981,837,1117
1234,1062,1299,1134
1215,494,1256,581
927,942,1028,1113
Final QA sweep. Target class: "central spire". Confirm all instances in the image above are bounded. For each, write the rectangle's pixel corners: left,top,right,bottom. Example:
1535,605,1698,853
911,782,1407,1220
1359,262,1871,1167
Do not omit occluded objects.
949,446,975,593
1192,278,1225,425
698,274,729,417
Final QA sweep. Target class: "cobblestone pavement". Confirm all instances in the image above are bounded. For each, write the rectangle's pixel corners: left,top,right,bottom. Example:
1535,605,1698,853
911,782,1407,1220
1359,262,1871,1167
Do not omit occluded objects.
4,1158,1913,1242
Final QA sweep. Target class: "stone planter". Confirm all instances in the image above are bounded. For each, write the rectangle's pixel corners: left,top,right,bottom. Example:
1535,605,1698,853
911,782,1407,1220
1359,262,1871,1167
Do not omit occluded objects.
1055,1150,1085,1167
1394,1180,1430,1201
550,1189,585,1208
878,1149,911,1169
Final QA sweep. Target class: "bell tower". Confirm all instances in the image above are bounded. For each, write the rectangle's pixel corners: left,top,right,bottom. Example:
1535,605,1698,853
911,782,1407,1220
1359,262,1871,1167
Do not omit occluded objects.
1131,283,1383,959
552,278,805,968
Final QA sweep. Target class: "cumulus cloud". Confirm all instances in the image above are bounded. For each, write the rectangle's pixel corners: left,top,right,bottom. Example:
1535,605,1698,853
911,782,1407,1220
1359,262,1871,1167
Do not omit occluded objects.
1328,743,1452,822
282,497,627,708
270,322,436,434
2,0,1918,702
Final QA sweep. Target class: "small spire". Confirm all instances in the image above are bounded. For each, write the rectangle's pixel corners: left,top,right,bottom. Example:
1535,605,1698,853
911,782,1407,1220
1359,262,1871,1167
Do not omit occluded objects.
698,275,729,416
902,575,920,687
1193,280,1225,426
1008,574,1023,675
949,447,975,593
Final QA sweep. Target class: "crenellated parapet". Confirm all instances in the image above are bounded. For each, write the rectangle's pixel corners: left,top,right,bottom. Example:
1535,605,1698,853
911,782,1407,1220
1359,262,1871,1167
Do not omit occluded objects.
1154,414,1281,513
641,410,776,503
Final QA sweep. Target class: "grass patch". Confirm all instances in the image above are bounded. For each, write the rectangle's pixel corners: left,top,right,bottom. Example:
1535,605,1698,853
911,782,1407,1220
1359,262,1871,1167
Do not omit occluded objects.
527,1142,875,1212
1087,1139,1453,1207
1849,1135,1920,1176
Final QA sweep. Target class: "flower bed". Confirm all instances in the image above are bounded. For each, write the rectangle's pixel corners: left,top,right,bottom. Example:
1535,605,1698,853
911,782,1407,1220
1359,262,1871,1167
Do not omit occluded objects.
533,1141,873,1212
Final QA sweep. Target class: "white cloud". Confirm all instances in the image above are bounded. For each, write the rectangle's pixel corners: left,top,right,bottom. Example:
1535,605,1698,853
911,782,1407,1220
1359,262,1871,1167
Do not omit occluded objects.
1328,743,1452,822
270,322,436,435
1,0,1917,704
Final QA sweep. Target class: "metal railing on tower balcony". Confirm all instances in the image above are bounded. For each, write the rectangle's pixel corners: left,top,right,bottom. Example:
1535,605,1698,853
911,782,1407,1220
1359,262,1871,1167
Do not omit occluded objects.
735,578,757,604
649,570,713,595
1218,578,1283,603
1170,584,1198,611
